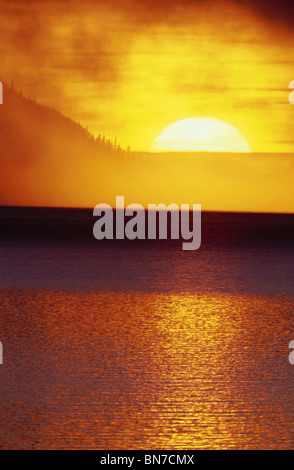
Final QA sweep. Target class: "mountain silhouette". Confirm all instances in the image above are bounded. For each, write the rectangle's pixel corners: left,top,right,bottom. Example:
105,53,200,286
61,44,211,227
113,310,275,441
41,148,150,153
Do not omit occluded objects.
0,82,129,206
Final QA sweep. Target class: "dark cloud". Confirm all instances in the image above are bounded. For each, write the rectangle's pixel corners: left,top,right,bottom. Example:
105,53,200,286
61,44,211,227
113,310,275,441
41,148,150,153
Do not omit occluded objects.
105,0,292,31
143,0,292,30
0,0,293,30
233,0,293,29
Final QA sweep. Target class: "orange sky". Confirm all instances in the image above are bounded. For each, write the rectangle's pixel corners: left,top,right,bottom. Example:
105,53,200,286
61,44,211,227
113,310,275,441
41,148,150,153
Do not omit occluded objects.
0,0,293,153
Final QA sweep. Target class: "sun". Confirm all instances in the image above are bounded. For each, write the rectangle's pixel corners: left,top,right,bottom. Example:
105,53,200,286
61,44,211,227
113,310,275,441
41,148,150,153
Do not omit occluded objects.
151,117,251,153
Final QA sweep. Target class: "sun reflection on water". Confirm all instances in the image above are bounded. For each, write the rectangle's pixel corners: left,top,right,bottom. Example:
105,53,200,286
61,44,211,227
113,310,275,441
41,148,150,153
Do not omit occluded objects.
0,289,294,449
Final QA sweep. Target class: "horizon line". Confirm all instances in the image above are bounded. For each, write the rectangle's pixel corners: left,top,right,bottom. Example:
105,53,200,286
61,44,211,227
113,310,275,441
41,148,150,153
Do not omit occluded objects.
1,204,294,216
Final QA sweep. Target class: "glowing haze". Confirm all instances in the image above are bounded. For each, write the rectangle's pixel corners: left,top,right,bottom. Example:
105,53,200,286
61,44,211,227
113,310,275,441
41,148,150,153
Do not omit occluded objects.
0,0,293,153
0,0,293,212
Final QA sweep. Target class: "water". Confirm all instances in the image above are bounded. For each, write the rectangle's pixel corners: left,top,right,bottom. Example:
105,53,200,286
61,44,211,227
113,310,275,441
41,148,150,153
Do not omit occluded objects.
0,208,294,449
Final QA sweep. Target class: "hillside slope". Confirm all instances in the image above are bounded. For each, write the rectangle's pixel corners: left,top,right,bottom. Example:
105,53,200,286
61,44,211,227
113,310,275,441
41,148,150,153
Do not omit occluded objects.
0,83,127,206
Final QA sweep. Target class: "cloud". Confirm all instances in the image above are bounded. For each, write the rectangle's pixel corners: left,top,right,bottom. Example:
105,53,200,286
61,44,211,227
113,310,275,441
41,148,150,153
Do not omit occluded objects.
1,0,293,29
0,0,293,153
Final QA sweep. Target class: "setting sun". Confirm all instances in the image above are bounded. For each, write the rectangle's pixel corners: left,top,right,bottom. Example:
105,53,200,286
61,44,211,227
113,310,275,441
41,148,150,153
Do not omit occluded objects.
151,117,252,153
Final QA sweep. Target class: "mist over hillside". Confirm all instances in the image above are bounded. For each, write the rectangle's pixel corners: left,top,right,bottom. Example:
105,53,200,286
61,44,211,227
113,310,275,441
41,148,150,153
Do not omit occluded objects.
0,82,293,212
0,83,130,206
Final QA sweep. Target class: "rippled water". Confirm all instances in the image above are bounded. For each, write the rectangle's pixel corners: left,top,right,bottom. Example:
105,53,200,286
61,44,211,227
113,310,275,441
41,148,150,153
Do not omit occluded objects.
0,210,294,449
1,290,294,449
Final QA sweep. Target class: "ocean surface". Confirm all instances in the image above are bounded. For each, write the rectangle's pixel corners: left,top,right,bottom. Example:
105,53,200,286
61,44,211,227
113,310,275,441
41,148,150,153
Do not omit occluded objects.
0,207,294,449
